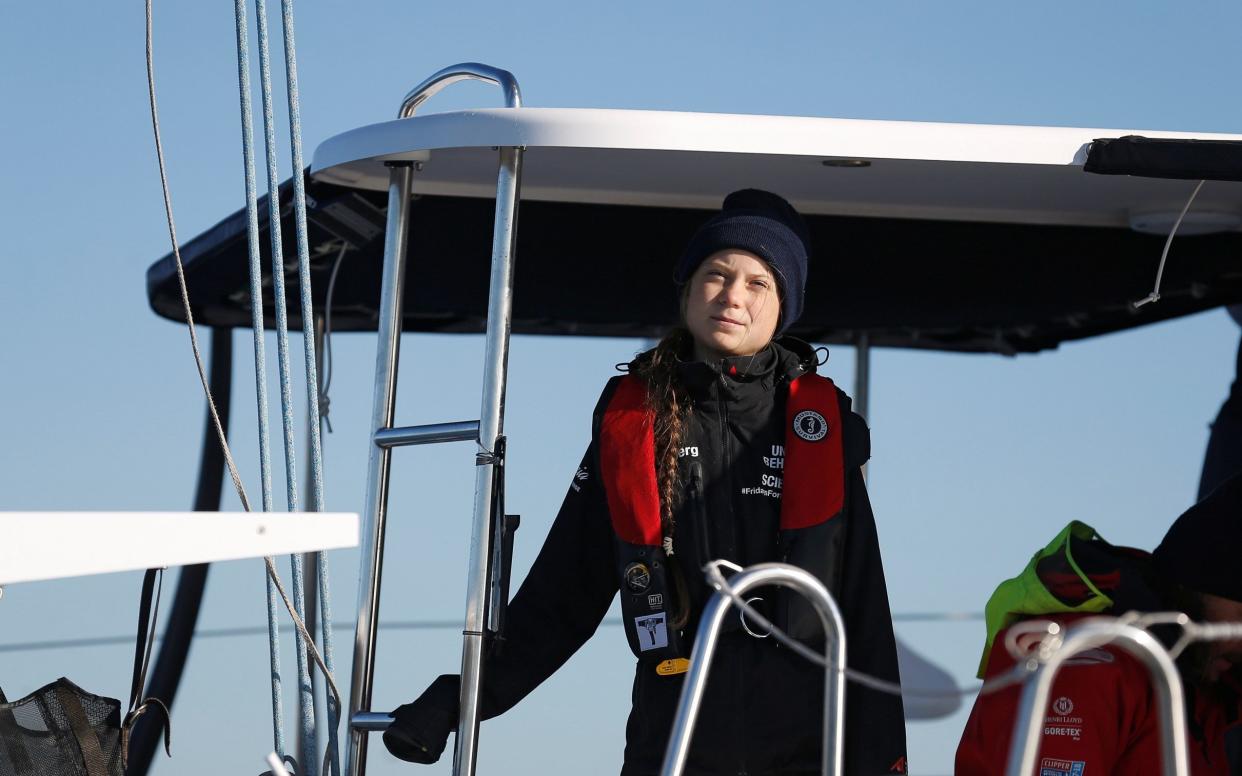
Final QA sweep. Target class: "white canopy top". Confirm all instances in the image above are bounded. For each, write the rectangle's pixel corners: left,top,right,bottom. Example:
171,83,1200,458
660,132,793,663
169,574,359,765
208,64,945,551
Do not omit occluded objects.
311,108,1242,228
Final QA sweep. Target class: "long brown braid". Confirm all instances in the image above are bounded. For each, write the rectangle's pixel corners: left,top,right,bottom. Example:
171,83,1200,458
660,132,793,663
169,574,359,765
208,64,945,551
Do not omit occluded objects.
631,327,692,541
630,327,694,626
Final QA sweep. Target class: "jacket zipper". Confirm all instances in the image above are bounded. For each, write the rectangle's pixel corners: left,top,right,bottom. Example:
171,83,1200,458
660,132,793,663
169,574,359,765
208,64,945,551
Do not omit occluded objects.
716,371,748,775
718,372,737,557
688,461,710,561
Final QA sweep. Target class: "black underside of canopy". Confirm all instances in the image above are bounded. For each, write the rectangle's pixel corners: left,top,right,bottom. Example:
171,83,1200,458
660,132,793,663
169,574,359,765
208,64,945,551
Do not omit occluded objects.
146,174,1242,355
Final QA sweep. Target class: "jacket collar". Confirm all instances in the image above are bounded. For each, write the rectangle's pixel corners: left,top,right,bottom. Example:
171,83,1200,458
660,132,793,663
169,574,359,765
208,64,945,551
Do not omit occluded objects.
670,337,817,399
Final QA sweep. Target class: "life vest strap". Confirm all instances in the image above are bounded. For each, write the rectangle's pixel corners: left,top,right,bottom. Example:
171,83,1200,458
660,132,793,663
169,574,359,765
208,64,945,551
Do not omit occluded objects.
782,374,846,530
599,376,662,546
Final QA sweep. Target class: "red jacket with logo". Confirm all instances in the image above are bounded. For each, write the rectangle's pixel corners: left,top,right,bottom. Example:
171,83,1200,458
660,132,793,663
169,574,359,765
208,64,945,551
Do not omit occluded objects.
956,615,1242,776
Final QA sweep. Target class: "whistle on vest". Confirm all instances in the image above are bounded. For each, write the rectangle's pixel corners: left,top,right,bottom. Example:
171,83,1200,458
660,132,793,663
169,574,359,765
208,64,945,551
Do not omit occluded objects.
617,546,686,662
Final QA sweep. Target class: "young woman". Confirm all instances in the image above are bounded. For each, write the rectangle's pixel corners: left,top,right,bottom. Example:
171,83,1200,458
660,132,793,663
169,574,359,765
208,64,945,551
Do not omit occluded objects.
384,190,908,775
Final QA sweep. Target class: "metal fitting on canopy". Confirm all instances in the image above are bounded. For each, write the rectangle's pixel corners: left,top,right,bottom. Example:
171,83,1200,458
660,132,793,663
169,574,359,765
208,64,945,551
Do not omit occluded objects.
399,63,522,118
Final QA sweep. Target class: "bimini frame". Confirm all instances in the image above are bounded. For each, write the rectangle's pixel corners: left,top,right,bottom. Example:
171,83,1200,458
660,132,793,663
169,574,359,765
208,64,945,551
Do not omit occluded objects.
340,63,523,776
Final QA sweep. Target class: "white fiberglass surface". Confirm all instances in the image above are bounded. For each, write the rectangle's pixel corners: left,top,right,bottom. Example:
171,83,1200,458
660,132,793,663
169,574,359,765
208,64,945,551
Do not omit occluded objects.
311,108,1242,227
0,512,358,585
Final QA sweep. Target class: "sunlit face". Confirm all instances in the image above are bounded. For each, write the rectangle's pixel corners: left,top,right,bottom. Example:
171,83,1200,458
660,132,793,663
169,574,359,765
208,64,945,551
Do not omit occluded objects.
683,249,781,362
1199,593,1242,682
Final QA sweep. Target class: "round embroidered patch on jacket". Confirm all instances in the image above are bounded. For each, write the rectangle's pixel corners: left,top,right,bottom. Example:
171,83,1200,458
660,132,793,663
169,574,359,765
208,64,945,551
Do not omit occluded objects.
624,562,652,592
793,410,829,441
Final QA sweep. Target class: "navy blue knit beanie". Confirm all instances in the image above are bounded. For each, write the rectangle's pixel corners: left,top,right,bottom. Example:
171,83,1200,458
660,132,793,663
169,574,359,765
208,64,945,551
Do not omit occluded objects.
675,189,811,333
1152,471,1242,603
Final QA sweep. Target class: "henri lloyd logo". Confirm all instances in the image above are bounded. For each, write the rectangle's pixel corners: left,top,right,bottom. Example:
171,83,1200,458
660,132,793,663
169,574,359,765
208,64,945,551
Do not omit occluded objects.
793,410,828,442
1044,695,1084,741
633,613,669,651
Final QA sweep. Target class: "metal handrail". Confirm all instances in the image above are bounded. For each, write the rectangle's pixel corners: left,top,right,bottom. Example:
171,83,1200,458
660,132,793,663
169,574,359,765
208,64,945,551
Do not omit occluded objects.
398,62,522,119
349,712,393,731
347,63,526,776
374,420,479,448
659,563,847,776
452,143,524,776
1004,620,1190,776
346,161,414,776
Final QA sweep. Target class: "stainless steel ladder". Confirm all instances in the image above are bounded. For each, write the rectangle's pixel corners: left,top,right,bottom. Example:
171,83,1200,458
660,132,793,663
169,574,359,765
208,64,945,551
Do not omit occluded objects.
345,63,525,776
659,563,849,776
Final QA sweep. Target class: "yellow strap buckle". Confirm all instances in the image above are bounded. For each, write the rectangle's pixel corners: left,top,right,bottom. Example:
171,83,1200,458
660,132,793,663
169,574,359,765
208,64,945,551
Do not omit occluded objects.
655,658,690,676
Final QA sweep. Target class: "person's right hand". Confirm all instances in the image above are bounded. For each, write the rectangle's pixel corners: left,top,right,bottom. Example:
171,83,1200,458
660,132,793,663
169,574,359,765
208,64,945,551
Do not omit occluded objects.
382,674,460,764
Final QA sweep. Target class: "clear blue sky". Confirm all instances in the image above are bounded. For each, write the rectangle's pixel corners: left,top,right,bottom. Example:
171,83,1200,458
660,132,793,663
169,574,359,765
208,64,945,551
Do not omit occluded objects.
2,2,1241,774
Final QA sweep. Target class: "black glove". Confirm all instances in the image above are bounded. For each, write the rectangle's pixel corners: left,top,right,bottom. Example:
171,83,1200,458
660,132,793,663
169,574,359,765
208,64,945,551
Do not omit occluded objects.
383,674,460,764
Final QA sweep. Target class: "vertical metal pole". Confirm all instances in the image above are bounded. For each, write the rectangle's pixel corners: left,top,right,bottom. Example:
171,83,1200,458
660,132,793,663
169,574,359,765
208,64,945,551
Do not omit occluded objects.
453,145,524,776
300,314,327,772
300,550,320,768
346,162,414,776
854,333,870,422
854,333,870,480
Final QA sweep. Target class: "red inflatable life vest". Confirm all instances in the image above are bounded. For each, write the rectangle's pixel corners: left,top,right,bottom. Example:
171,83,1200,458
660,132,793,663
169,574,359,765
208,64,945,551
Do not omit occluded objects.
598,372,846,660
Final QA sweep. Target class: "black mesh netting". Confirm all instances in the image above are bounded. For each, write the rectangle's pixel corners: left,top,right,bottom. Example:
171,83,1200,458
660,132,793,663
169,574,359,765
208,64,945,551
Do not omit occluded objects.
0,678,123,776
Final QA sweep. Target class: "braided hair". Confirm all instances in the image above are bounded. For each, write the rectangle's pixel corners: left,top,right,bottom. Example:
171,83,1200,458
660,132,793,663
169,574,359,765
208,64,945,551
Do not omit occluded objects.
629,327,694,626
631,328,692,544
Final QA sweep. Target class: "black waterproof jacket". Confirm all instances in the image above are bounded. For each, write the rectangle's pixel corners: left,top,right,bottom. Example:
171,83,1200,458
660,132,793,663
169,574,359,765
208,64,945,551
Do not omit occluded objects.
399,339,907,775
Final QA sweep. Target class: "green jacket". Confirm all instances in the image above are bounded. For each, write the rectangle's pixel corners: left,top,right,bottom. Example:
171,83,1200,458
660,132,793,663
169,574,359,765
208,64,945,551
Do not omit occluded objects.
977,521,1120,677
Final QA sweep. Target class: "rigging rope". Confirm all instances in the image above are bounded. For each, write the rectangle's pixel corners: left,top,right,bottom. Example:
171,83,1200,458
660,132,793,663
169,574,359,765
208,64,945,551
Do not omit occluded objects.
0,611,980,654
227,0,290,757
148,0,287,756
707,562,1056,701
251,0,319,767
146,0,342,762
277,0,341,765
704,561,1242,702
1133,179,1206,309
143,1,253,517
318,244,349,434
